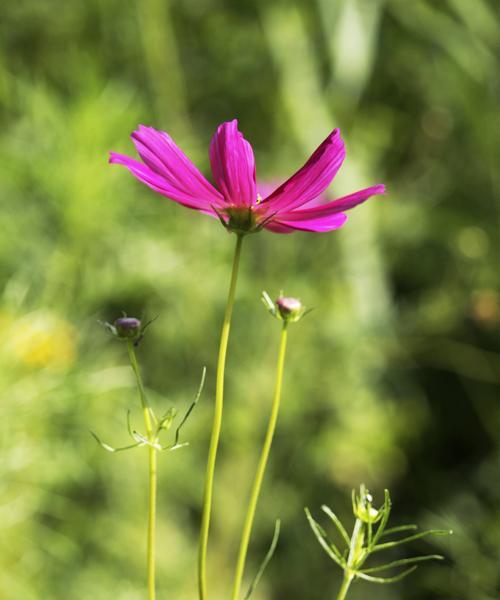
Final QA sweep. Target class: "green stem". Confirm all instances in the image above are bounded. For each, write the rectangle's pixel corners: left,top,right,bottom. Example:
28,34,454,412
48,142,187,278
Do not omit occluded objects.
198,234,244,600
336,517,363,600
127,341,153,434
128,341,157,600
147,445,157,600
336,572,354,600
230,323,289,600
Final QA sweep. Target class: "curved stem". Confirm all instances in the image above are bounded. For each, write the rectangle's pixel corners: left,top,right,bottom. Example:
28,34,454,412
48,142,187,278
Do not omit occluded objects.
230,323,288,600
198,234,244,600
128,341,157,600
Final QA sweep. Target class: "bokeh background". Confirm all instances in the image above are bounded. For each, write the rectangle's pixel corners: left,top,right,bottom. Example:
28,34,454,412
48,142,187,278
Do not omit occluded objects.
1,0,500,598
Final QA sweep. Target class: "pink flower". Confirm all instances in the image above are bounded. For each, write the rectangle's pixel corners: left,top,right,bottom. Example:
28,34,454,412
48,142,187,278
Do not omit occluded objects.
110,120,385,234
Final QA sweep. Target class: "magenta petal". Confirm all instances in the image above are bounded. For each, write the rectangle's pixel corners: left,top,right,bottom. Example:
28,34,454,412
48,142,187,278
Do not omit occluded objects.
278,184,386,223
209,120,257,206
109,150,220,212
261,129,346,213
263,221,296,234
113,125,224,210
267,213,348,233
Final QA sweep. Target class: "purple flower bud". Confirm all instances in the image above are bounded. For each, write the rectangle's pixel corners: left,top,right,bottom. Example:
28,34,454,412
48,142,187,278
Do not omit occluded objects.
276,296,304,322
114,317,142,340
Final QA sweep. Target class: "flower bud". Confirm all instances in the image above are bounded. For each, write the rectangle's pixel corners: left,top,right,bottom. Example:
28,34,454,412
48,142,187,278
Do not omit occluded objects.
113,317,142,341
353,487,381,523
276,296,305,323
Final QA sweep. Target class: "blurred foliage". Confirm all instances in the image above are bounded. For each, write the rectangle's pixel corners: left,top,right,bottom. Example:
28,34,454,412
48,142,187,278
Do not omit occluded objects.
1,0,500,598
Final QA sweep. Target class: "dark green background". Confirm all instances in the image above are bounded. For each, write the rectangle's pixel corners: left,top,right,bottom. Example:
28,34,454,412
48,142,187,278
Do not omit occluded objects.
1,0,499,598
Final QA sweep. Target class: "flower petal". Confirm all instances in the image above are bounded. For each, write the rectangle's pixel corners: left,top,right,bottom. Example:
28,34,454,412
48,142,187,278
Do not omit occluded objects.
266,213,348,233
276,185,386,222
209,120,257,206
109,153,217,213
261,129,346,213
110,125,224,211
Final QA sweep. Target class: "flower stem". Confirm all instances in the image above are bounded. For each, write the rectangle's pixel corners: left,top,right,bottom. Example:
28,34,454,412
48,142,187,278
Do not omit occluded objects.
128,341,157,600
230,322,289,600
336,517,363,600
336,572,354,600
147,445,157,600
198,234,244,600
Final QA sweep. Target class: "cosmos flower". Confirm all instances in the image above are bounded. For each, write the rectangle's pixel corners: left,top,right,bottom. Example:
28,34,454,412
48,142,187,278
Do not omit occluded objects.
110,120,385,234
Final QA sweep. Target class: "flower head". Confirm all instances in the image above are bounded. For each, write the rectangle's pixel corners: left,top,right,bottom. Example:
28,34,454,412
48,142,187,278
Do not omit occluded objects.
110,120,385,234
262,291,307,324
103,315,156,345
113,317,142,340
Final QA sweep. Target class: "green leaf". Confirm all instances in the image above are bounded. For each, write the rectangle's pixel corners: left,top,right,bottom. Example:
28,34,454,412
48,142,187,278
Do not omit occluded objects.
244,519,281,600
361,554,443,574
165,441,189,451
356,566,418,584
371,489,392,547
321,505,350,547
126,409,135,440
305,508,345,568
90,431,140,453
172,366,206,447
381,524,418,538
131,430,162,450
261,290,276,315
373,529,452,553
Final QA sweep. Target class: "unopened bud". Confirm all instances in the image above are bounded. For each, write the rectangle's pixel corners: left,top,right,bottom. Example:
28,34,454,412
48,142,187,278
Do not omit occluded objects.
275,296,305,323
276,296,302,317
114,317,142,340
355,503,380,523
353,486,381,524
261,291,308,324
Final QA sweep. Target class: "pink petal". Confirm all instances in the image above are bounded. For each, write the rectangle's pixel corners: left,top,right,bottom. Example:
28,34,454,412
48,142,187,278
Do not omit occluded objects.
109,153,218,212
277,185,386,222
266,213,348,234
261,129,346,213
110,125,224,211
209,120,257,206
263,221,295,234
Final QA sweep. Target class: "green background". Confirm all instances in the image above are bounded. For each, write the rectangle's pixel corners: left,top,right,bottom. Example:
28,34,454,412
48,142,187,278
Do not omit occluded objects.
1,0,499,598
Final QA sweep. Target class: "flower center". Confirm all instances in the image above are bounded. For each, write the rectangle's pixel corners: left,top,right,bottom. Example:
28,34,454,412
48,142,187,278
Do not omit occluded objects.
225,204,260,234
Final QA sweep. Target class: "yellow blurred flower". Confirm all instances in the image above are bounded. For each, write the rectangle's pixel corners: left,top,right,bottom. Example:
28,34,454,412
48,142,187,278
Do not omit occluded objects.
6,311,76,370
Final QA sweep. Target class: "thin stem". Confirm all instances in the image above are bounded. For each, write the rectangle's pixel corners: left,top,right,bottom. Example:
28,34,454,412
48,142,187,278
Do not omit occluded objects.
147,445,157,600
336,518,363,600
127,341,153,434
230,323,289,600
336,572,354,600
198,234,244,600
128,341,157,600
